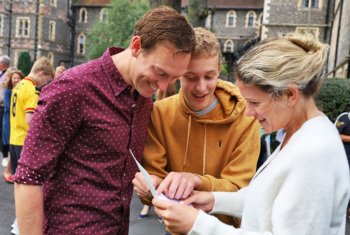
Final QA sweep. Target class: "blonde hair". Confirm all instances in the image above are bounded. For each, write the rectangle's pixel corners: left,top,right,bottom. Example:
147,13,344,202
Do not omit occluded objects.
193,27,221,63
236,33,329,98
30,57,55,78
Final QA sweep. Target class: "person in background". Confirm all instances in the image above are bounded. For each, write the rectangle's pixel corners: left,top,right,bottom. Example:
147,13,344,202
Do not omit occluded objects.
335,111,350,219
9,57,54,235
152,33,350,235
54,65,65,78
13,6,195,235
9,57,54,176
0,55,11,167
2,69,25,183
133,27,260,228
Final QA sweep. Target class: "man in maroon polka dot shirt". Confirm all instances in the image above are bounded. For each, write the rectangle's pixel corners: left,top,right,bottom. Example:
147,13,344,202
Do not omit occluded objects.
13,6,195,235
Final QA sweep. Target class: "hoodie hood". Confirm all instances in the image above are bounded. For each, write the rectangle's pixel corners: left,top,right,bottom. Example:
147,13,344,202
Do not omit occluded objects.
179,79,247,125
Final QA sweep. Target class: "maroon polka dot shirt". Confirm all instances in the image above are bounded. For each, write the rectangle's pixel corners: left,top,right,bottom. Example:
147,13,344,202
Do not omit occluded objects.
13,48,153,235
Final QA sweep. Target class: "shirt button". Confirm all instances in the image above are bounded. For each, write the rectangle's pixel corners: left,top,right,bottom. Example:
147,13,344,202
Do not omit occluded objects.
131,104,136,108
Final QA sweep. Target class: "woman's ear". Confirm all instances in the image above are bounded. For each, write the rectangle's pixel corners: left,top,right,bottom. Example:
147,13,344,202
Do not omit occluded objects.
285,86,299,106
131,36,141,57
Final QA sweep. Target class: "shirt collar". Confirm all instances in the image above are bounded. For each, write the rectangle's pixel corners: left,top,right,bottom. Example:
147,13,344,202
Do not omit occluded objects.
100,47,129,97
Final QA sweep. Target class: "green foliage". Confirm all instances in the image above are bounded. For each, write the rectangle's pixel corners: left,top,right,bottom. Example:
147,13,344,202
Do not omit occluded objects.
316,78,350,122
17,51,32,76
187,0,208,27
87,0,150,60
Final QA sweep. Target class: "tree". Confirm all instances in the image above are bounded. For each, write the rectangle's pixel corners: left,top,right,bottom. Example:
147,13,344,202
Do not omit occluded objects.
316,78,350,122
87,0,150,60
187,0,208,27
17,51,32,76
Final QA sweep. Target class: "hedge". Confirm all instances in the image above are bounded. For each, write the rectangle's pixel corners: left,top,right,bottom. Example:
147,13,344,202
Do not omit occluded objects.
316,78,350,122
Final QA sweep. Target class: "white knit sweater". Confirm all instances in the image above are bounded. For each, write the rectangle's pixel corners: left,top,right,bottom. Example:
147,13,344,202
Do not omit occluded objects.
189,116,350,235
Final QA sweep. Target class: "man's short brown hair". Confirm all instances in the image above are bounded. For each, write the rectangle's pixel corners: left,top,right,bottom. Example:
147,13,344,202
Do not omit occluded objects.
133,6,195,54
30,57,55,78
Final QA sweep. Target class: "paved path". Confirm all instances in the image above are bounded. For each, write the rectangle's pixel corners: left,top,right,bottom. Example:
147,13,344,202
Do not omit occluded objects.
0,166,165,235
1,165,350,234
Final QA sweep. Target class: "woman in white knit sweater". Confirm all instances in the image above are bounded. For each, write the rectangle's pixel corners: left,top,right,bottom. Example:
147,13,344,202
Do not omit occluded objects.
152,33,350,235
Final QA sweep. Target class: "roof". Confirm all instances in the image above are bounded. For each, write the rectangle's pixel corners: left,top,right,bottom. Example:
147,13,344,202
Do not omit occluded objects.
72,0,111,7
182,0,264,9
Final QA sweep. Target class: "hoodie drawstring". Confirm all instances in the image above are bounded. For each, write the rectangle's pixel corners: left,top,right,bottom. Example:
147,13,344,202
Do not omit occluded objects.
183,114,207,175
183,114,191,171
203,124,207,175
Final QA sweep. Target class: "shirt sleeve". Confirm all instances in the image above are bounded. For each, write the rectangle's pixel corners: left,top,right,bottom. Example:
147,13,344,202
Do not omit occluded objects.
13,75,83,185
23,86,39,113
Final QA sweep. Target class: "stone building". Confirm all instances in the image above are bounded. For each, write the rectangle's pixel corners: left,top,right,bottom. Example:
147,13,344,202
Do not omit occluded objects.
262,0,331,41
71,0,110,66
0,0,72,68
0,0,110,68
182,0,264,79
327,0,349,78
262,0,350,78
0,0,348,79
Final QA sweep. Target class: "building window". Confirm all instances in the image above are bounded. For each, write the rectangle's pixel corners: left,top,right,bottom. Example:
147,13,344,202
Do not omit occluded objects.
77,33,86,55
16,17,30,38
300,0,320,8
50,0,57,7
49,21,56,41
0,14,4,36
246,11,257,28
100,8,108,22
295,27,320,39
79,8,88,23
226,11,236,28
224,40,234,53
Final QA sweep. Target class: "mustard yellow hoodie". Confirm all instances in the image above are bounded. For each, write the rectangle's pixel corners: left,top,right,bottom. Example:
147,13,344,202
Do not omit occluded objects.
142,79,260,195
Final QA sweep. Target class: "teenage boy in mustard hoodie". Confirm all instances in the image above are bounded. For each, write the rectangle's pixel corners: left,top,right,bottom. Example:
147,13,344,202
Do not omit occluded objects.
133,27,260,227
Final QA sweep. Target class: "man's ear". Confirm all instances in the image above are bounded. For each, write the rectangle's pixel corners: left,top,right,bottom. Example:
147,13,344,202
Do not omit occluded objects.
131,36,141,57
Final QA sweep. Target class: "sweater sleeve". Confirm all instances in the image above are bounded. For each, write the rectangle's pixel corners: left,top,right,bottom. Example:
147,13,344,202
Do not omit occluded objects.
210,188,247,218
188,210,272,235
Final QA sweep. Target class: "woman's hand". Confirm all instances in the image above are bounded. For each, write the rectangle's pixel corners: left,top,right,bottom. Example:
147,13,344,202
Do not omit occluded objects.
153,198,198,234
183,191,215,212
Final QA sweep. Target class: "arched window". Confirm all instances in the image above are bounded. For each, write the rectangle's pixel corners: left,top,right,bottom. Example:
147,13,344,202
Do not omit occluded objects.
77,33,86,55
79,8,87,23
205,12,212,29
100,8,108,22
226,11,236,28
224,40,234,53
50,0,57,7
258,13,263,26
246,11,257,28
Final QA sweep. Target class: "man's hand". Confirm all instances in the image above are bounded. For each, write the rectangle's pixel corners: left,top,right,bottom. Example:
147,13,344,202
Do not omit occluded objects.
156,172,201,200
132,172,161,198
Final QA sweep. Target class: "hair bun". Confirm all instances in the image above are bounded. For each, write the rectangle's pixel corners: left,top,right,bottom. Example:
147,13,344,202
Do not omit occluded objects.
288,33,324,53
